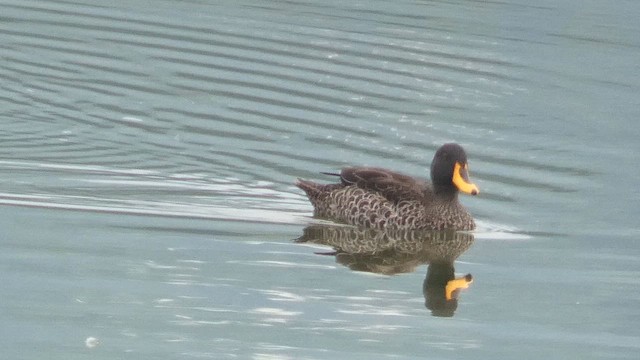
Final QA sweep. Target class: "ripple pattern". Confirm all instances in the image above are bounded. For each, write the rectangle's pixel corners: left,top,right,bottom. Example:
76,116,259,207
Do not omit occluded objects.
1,0,638,235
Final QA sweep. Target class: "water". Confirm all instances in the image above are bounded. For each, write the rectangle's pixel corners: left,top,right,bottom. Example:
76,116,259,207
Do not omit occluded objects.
1,0,639,358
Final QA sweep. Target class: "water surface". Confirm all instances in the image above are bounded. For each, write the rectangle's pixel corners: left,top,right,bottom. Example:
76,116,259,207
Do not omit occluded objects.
1,0,639,359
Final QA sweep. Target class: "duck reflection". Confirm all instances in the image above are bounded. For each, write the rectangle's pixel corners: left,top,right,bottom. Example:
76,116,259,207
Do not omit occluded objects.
295,225,474,317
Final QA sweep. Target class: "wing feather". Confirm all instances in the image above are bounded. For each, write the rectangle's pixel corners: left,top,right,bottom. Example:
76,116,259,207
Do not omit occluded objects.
337,167,426,203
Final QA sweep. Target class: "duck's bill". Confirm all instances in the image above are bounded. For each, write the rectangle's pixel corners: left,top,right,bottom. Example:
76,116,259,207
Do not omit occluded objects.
445,273,473,300
453,162,479,195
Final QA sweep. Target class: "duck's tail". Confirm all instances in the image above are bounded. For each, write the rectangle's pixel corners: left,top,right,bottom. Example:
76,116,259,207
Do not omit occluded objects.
295,178,322,199
296,178,344,205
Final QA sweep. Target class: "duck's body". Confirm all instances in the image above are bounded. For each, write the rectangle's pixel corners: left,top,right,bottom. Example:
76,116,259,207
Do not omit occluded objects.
296,143,479,231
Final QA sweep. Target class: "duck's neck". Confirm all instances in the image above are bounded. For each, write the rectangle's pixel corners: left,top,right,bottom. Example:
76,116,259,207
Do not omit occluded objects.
432,184,459,201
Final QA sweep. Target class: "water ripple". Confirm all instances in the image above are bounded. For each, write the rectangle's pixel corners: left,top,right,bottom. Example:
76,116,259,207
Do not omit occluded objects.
0,0,619,235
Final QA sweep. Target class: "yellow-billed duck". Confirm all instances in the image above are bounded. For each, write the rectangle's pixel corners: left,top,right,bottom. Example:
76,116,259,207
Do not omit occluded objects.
296,143,479,230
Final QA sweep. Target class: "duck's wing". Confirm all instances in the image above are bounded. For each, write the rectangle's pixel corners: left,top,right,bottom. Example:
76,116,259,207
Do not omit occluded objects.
328,167,427,203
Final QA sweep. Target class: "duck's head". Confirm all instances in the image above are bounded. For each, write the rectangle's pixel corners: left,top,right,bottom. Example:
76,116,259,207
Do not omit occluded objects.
430,143,479,196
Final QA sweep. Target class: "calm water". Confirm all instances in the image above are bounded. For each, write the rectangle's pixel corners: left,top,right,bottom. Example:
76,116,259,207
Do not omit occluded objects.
2,0,639,359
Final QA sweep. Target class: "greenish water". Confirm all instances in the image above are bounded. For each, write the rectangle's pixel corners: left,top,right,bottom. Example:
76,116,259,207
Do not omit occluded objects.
1,0,639,359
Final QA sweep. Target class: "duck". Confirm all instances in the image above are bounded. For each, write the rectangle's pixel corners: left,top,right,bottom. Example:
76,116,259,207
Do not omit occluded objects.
296,143,479,230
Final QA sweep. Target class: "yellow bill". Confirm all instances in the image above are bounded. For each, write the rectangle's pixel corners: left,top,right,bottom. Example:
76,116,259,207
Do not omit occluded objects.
452,162,479,195
445,274,473,300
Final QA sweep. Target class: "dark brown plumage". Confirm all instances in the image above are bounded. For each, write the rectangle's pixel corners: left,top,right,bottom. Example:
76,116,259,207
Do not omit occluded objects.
296,143,479,230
